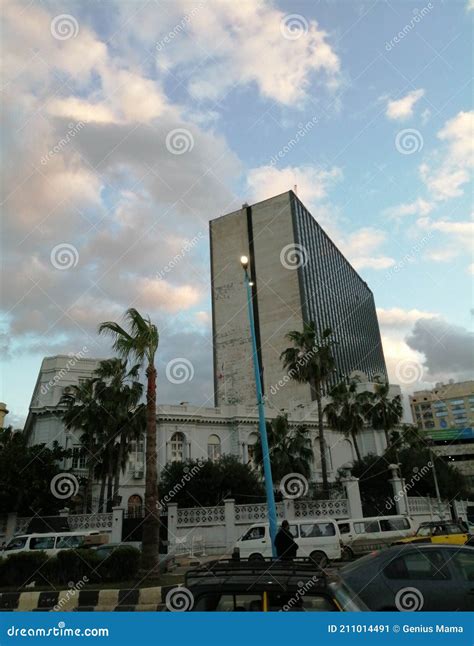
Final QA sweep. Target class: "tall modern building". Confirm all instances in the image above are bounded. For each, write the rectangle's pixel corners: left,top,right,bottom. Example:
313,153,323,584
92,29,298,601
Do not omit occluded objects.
210,191,388,410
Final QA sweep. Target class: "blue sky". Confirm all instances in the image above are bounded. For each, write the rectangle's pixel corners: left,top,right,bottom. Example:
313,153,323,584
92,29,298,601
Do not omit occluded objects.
1,0,473,426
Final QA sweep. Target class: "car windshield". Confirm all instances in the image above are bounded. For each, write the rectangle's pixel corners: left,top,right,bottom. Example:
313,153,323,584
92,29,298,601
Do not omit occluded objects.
5,536,27,550
416,525,433,536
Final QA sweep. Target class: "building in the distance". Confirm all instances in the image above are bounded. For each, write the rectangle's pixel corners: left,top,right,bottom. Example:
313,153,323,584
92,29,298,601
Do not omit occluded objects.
210,191,388,410
410,380,474,490
24,355,387,513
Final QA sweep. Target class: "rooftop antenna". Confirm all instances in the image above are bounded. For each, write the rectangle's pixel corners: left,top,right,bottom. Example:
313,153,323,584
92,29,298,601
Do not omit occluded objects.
293,184,297,195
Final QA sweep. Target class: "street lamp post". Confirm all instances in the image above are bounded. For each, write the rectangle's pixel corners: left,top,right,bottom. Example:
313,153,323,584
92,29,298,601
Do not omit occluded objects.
240,255,278,557
426,436,444,519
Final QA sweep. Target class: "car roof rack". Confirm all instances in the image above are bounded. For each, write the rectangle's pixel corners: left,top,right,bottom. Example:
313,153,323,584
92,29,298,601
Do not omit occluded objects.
185,557,328,587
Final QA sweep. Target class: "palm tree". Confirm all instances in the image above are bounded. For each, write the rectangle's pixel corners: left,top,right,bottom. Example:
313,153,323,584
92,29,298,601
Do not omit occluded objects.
94,359,144,506
280,323,336,496
253,414,313,484
61,378,106,513
99,308,160,573
324,380,371,463
367,382,403,448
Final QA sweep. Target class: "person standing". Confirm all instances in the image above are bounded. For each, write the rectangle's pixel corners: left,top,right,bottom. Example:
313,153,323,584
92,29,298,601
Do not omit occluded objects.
274,520,298,560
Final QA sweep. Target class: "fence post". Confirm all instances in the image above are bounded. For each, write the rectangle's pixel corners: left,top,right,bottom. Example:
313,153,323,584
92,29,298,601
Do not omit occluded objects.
388,466,409,516
224,499,236,549
167,503,178,546
111,507,124,543
341,476,363,518
282,498,295,519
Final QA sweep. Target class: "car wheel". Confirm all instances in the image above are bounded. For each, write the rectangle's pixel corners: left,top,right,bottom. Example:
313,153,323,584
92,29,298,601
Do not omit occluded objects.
309,550,328,567
341,546,354,561
249,553,264,561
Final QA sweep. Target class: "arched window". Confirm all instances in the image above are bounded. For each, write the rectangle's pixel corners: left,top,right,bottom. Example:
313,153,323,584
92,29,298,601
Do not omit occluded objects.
247,432,258,465
170,432,185,462
207,434,221,461
128,494,142,518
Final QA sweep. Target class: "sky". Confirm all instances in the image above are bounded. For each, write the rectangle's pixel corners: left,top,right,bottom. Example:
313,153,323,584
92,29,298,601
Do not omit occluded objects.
1,0,473,427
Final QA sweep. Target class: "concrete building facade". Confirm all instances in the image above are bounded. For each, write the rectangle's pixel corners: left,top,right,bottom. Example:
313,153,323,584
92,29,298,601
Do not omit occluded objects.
24,355,388,513
410,380,474,489
210,191,388,410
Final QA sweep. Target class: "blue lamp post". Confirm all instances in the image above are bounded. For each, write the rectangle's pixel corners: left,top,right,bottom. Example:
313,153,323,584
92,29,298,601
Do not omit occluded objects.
240,255,278,557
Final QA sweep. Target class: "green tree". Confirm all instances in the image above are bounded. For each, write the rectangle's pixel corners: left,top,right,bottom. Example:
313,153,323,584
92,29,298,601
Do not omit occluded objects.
159,456,265,507
94,359,145,507
367,382,403,447
253,414,313,484
0,427,72,516
280,323,336,496
324,380,371,462
99,308,160,573
61,378,107,513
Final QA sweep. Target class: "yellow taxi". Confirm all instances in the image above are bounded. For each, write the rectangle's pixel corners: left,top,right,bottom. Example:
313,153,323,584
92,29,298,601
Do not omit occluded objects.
394,520,470,546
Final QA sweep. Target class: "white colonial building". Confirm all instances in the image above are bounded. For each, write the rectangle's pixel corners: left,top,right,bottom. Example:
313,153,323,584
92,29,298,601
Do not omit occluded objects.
24,355,398,514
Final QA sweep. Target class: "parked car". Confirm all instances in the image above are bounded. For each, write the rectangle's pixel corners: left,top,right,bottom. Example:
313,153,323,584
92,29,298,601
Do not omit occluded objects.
393,520,470,546
167,557,368,611
337,515,416,559
234,519,342,565
1,531,105,556
339,544,474,611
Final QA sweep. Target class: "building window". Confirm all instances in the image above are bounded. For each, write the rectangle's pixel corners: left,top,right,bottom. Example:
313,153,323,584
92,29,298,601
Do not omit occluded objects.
170,432,185,462
127,495,142,517
72,446,86,470
247,432,258,465
207,434,221,461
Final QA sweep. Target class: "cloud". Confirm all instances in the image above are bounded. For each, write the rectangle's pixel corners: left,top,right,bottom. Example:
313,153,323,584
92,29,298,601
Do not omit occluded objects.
386,89,425,121
377,307,437,329
406,318,474,381
420,110,473,201
247,164,342,204
149,0,341,106
383,198,434,219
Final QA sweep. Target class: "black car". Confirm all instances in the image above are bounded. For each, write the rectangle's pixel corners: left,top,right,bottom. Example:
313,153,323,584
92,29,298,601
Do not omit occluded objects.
163,557,368,612
339,544,474,611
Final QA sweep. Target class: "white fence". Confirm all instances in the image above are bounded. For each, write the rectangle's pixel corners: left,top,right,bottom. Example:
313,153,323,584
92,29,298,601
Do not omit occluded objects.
167,497,351,555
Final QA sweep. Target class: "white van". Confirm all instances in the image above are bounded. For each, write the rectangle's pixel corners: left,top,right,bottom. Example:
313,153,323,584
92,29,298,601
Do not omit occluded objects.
2,531,105,557
337,515,416,558
234,519,342,566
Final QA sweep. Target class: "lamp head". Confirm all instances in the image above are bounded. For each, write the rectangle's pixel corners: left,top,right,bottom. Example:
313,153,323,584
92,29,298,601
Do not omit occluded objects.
240,255,249,269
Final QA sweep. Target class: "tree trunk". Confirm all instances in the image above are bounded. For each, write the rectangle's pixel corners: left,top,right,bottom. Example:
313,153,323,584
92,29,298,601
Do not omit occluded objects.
98,475,106,513
107,471,114,512
140,364,160,574
113,437,125,506
351,430,362,462
315,388,329,498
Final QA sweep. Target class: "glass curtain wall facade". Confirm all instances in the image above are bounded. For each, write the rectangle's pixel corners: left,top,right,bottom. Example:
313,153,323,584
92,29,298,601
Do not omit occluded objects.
291,193,388,389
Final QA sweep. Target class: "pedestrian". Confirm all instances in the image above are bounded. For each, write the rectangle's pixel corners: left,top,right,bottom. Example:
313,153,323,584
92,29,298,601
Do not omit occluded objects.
274,520,298,560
